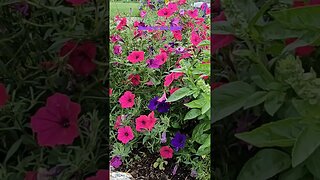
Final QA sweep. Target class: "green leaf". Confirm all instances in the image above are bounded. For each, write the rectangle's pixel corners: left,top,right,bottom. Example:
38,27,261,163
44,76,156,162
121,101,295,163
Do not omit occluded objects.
153,162,159,168
279,164,308,180
4,138,22,165
257,21,303,40
264,91,286,116
213,81,255,122
212,21,234,35
237,149,291,180
292,99,320,119
184,98,205,109
184,109,201,120
233,0,259,22
196,136,210,156
201,95,210,114
166,87,192,102
292,126,320,167
197,40,210,47
306,147,320,178
192,121,210,144
235,118,303,147
243,91,268,109
270,5,320,29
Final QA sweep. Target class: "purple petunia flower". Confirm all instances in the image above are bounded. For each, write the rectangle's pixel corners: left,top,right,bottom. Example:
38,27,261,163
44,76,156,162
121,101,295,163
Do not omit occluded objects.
14,2,29,16
161,131,167,143
179,9,185,15
113,45,122,55
172,164,178,175
190,169,197,177
176,46,185,54
157,100,170,113
171,132,187,151
146,58,162,69
110,156,122,168
148,96,159,111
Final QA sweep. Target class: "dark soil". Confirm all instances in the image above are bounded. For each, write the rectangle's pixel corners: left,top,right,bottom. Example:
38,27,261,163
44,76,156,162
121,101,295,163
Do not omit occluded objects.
118,147,196,180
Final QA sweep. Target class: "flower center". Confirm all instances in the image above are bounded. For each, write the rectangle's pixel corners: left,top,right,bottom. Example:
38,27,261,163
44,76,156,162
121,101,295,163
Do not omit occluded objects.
61,118,70,128
127,98,132,102
125,132,129,136
135,55,139,59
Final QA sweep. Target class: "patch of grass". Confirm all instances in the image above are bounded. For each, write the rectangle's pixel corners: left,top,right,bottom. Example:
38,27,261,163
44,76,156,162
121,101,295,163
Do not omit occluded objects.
110,2,140,18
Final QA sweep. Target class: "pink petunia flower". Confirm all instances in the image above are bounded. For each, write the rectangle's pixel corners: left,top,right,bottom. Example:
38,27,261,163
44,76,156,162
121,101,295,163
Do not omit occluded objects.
157,7,173,18
140,10,147,18
114,115,122,129
164,72,183,87
119,91,135,108
145,80,154,86
212,12,235,53
172,30,182,41
160,146,173,159
169,87,180,95
0,83,9,108
168,3,178,12
127,51,145,63
66,0,88,6
158,92,167,102
117,126,134,144
128,74,141,86
155,52,168,65
178,0,186,5
190,31,202,46
31,93,81,147
60,41,97,76
187,9,198,19
285,38,316,57
85,169,109,180
109,88,112,96
116,17,127,30
136,111,157,132
113,45,122,55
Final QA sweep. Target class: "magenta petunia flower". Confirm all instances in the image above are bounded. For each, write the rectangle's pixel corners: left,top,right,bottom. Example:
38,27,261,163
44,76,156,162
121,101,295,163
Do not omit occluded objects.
117,126,134,144
160,146,173,159
212,12,235,53
190,31,202,46
0,83,9,108
136,111,157,132
85,169,109,180
127,51,145,63
31,93,81,147
113,45,122,55
60,41,97,76
164,72,184,87
110,156,122,168
24,171,37,180
157,8,173,18
168,3,178,12
128,74,141,86
146,58,162,69
116,17,127,30
187,9,198,19
118,91,135,108
140,10,147,18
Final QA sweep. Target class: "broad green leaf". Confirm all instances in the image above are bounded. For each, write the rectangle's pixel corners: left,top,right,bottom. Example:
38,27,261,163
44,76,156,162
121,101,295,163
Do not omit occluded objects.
213,81,255,122
196,136,210,156
194,63,210,76
184,109,201,120
4,138,22,165
212,21,234,35
270,6,320,29
192,121,210,144
306,147,320,178
198,40,210,47
243,91,268,109
292,126,320,167
233,0,259,22
201,94,210,114
167,87,192,102
238,149,291,180
264,91,286,116
292,99,320,119
281,32,320,55
257,21,303,40
184,99,205,109
279,164,308,180
235,118,303,147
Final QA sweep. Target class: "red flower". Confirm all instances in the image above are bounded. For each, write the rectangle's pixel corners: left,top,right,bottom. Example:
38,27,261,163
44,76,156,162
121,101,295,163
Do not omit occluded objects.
160,146,173,159
116,17,127,30
0,83,9,108
164,72,184,87
31,93,81,147
136,111,157,132
128,74,141,86
127,51,145,64
24,171,37,180
60,41,97,76
212,12,235,53
285,38,316,57
66,0,88,6
157,8,173,18
172,30,182,41
178,0,186,5
117,126,134,144
190,31,202,46
109,88,112,96
211,82,224,90
309,0,320,5
85,169,109,180
119,91,135,108
187,9,198,19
